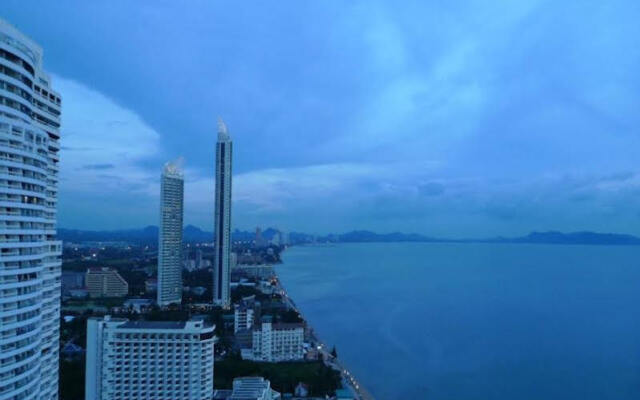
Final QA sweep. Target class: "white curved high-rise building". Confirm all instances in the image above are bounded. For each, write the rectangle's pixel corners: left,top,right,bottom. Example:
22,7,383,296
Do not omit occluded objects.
0,19,62,400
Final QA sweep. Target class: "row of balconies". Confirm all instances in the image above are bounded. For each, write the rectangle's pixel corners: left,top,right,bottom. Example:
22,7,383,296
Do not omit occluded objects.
32,99,59,119
0,180,45,192
0,321,39,342
0,194,44,207
33,85,61,107
0,214,47,226
0,80,31,106
0,271,36,285
0,64,31,90
0,221,47,229
0,97,31,122
3,168,47,183
0,123,49,148
0,48,34,77
0,152,48,171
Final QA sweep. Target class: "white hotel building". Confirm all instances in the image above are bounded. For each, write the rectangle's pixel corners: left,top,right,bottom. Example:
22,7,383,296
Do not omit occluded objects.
0,18,62,400
85,316,216,400
242,322,304,362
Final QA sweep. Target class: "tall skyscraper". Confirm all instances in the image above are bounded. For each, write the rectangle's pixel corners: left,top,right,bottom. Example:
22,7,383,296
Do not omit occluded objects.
157,159,184,306
213,118,232,308
0,18,62,399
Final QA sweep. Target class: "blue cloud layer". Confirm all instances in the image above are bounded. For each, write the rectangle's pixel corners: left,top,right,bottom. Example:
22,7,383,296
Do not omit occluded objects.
4,1,640,235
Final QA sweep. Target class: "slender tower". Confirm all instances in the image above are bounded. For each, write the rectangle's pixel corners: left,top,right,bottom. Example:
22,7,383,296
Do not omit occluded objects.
213,118,232,308
157,159,184,306
0,18,62,399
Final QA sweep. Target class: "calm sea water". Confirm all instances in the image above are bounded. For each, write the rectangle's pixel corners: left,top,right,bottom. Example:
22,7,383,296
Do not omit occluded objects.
277,243,640,400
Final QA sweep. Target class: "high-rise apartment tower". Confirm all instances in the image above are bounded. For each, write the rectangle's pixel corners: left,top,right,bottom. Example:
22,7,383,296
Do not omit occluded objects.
157,159,184,306
0,18,63,399
213,119,232,308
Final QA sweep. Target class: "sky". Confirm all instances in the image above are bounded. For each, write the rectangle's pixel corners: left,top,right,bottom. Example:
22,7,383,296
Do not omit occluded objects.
3,1,640,237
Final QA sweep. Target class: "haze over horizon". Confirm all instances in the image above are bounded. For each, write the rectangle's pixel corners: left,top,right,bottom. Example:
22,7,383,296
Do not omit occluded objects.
4,1,640,237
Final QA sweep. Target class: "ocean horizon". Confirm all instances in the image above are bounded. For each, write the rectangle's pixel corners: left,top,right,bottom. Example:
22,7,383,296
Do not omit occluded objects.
278,242,640,399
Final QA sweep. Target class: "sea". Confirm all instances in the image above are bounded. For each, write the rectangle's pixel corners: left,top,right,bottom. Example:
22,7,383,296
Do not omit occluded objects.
277,242,640,400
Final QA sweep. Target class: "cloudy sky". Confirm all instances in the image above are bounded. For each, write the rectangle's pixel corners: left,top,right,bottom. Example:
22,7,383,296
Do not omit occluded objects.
4,1,640,237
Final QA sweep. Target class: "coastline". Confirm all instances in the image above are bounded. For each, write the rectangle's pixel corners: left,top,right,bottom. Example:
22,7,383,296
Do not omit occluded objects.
273,259,376,400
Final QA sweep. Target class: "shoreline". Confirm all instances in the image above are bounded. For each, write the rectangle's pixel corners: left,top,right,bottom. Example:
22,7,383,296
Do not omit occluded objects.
273,262,376,400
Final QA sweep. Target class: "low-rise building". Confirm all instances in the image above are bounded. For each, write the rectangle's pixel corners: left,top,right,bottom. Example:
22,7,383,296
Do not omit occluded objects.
242,322,304,362
86,267,128,298
230,377,281,400
85,316,216,400
234,295,260,333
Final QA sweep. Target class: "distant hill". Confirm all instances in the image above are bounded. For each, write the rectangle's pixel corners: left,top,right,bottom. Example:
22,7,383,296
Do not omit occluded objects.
337,230,439,243
58,225,280,244
489,231,640,246
60,225,213,244
57,227,640,246
58,226,159,244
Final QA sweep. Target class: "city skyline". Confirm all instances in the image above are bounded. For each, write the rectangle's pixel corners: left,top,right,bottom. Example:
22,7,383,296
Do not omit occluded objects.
0,6,637,400
2,2,640,238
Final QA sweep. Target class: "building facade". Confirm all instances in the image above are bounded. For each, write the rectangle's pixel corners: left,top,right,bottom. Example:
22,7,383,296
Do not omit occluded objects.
85,316,216,400
242,322,304,362
86,267,128,298
157,160,184,306
0,18,62,399
213,119,232,308
233,295,259,333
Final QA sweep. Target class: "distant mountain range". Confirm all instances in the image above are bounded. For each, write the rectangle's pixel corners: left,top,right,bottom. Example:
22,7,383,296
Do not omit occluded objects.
486,231,640,246
57,226,640,246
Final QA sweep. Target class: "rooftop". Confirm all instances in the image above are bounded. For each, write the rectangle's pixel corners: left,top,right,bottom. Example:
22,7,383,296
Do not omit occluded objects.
163,157,184,178
218,117,231,142
119,321,187,329
230,377,274,400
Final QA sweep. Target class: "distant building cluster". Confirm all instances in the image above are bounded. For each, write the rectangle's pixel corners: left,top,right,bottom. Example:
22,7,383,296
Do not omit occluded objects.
184,248,212,272
253,226,289,248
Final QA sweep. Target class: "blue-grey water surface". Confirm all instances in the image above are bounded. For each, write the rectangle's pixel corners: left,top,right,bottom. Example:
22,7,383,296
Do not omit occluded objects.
277,243,640,399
